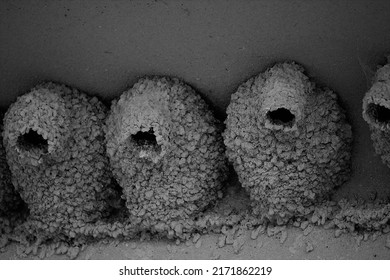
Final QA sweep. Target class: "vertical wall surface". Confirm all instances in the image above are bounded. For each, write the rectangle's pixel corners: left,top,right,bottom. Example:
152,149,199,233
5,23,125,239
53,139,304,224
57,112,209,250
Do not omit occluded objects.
1,0,390,199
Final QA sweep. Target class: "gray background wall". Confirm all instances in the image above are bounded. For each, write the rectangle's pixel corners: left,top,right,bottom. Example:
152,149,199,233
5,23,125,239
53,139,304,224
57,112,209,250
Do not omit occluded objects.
1,0,390,199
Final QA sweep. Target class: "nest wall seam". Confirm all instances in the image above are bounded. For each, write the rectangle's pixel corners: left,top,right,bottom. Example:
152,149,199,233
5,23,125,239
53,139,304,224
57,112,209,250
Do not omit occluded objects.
105,76,228,238
2,82,117,238
223,61,353,224
362,58,390,168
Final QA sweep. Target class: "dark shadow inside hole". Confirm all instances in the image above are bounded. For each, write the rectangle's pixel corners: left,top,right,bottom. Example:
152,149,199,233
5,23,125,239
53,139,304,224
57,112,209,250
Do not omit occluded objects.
131,128,157,146
367,103,390,123
99,179,128,221
17,130,48,152
267,108,295,126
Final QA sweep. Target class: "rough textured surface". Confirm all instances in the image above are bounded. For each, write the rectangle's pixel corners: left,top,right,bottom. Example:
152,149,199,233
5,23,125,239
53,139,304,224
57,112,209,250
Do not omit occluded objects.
0,111,22,217
1,172,389,259
3,226,390,260
2,82,116,239
105,76,227,238
1,111,25,241
362,57,390,168
333,199,390,233
224,62,352,223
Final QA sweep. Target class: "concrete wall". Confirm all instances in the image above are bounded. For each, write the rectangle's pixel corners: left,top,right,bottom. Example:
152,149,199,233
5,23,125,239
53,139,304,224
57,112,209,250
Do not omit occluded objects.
1,0,390,199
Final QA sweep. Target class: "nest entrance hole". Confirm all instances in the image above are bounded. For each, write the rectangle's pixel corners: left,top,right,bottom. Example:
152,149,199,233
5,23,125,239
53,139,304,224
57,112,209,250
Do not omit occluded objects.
131,128,162,158
17,130,48,153
131,128,158,146
366,103,390,124
267,108,295,126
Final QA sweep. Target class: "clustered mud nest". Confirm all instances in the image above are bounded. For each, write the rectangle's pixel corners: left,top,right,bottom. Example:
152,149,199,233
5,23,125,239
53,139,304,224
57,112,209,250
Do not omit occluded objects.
1,65,390,259
224,62,353,224
105,76,228,238
2,82,119,242
0,78,229,257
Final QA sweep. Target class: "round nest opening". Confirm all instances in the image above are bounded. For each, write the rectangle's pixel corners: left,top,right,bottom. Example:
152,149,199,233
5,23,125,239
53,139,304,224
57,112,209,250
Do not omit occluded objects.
366,103,390,125
129,127,162,157
16,129,48,153
266,107,296,127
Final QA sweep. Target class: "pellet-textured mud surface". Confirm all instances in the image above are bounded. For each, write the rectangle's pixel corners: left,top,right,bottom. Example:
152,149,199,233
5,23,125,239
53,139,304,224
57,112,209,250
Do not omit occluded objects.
224,62,352,224
1,177,389,260
105,76,227,239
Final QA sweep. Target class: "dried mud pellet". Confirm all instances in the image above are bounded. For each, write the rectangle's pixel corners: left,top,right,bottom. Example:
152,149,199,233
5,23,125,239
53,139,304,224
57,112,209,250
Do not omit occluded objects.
225,233,235,245
292,221,300,228
335,229,343,238
218,235,226,248
323,220,335,230
305,241,314,253
303,225,314,236
224,62,352,224
280,230,288,244
251,225,264,240
195,239,202,249
67,246,80,259
192,233,201,243
300,221,309,230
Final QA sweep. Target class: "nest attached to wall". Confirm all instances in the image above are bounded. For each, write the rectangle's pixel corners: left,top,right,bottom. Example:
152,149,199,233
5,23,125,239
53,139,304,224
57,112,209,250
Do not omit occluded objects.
224,62,352,224
105,76,228,238
2,82,117,239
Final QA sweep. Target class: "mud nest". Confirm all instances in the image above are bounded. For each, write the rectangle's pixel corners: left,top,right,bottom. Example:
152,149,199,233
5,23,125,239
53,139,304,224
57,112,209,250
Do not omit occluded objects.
105,76,228,238
2,82,118,239
224,62,352,224
362,58,390,167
